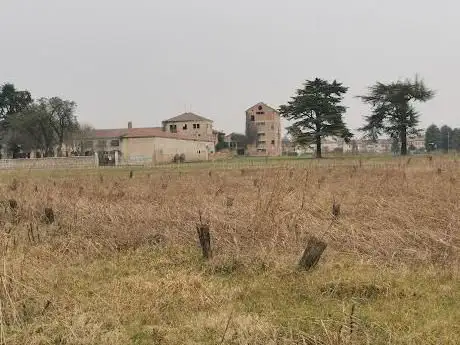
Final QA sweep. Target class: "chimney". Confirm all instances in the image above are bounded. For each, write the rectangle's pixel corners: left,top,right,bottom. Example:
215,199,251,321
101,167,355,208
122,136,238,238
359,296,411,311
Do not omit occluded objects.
128,121,132,129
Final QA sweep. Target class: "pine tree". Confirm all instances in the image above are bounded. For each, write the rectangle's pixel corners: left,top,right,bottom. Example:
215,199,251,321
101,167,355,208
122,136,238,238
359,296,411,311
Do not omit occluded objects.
279,78,352,158
358,76,434,155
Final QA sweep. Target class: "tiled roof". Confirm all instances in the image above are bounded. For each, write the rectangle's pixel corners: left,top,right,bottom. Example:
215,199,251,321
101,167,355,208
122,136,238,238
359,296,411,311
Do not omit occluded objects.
91,129,128,139
163,112,213,123
122,127,178,139
91,126,214,142
246,102,279,112
122,127,214,142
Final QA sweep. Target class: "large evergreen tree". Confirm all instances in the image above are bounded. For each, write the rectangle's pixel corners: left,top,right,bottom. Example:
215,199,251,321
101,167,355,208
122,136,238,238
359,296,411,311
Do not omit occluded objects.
358,77,434,155
279,78,352,158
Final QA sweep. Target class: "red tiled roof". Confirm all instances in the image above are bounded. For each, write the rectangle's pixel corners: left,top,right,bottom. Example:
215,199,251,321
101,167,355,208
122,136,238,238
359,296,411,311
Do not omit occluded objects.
91,126,214,142
122,127,178,139
92,128,128,138
122,127,214,142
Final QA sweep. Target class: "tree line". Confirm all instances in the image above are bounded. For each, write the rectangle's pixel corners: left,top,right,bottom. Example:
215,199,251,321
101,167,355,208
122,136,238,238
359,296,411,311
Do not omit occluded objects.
424,124,460,152
2,76,437,159
280,76,434,157
0,83,91,158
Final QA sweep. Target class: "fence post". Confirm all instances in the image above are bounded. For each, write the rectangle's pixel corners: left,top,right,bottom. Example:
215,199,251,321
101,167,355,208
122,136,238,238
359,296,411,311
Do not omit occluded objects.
94,152,99,167
299,236,327,271
114,151,119,166
196,224,212,259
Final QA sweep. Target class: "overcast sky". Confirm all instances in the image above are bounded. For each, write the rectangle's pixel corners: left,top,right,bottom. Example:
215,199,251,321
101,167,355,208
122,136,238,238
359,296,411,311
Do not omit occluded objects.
1,0,459,135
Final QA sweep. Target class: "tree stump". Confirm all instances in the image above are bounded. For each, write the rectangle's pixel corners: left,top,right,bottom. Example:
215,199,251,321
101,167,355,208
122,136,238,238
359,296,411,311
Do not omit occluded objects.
44,208,55,224
332,201,341,217
226,197,234,207
196,224,212,259
8,199,18,210
299,236,327,271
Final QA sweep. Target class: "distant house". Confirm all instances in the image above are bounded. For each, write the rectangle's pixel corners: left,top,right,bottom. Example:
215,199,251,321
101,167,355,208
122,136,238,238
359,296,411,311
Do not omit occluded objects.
121,127,212,164
408,135,425,151
162,112,217,144
224,132,247,153
84,121,214,165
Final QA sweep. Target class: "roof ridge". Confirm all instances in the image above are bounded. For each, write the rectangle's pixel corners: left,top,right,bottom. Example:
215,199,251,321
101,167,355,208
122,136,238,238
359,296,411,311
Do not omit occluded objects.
163,112,213,123
246,102,278,112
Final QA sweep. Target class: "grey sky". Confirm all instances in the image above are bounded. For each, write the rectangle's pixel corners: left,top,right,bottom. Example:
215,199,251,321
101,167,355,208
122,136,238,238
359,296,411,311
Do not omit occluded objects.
1,0,459,135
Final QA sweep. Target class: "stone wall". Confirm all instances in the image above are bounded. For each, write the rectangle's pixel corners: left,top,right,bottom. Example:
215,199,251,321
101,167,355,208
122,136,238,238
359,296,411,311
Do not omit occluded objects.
0,155,98,170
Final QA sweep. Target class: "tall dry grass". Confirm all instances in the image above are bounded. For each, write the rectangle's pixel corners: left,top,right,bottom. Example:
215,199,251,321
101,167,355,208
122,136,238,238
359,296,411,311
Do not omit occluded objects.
0,156,459,344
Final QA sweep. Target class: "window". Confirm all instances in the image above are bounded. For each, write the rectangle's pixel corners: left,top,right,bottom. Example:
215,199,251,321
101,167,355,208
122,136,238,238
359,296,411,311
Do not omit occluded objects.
97,140,106,149
256,111,265,115
271,140,275,145
169,124,177,133
250,115,255,121
196,123,200,129
183,124,188,130
257,140,266,145
257,133,265,137
111,140,120,147
257,122,265,126
258,105,263,110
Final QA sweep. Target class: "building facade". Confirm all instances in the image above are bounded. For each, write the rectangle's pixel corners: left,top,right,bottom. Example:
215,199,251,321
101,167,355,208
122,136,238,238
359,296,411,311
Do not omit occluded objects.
245,102,282,156
408,135,425,151
81,121,214,165
121,128,213,164
162,112,216,143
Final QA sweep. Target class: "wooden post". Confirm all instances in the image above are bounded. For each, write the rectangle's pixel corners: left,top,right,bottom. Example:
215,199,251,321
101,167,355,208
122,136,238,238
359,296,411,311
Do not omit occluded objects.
299,236,327,271
196,224,212,259
332,201,341,217
44,207,55,224
8,199,18,210
226,196,234,207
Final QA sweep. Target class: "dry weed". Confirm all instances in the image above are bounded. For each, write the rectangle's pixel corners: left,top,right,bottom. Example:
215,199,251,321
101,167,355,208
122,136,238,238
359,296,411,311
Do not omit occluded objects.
0,156,458,344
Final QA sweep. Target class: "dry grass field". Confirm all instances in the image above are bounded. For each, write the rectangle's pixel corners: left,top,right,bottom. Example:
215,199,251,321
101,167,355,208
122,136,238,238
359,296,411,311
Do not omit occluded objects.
0,156,459,344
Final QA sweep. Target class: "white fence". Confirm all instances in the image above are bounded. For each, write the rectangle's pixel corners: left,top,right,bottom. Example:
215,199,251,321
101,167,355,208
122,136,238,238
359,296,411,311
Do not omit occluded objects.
0,154,98,170
0,153,456,171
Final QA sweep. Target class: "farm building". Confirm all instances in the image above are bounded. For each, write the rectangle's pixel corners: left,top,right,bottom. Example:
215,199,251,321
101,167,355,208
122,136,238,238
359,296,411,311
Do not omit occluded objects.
121,127,213,164
245,102,282,156
162,112,218,145
83,122,214,165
